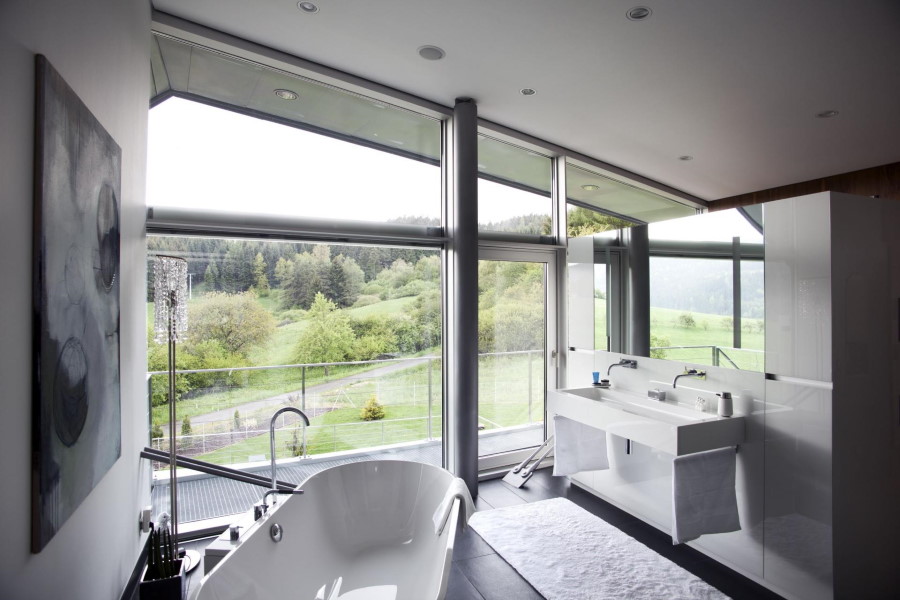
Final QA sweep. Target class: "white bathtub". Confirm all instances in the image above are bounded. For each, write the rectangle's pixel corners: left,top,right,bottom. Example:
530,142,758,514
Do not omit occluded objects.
193,460,463,600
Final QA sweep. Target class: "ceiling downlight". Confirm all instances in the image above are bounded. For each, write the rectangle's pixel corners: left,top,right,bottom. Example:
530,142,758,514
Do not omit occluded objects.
273,89,299,100
816,110,839,119
297,2,319,14
626,6,652,21
417,45,446,61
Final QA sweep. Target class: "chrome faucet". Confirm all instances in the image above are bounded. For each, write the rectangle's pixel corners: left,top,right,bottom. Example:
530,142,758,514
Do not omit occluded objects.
269,407,310,490
672,369,707,388
607,358,638,376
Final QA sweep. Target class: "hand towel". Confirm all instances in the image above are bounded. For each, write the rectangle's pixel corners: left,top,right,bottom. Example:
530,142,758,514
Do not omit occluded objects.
552,415,609,476
672,446,741,544
432,477,475,535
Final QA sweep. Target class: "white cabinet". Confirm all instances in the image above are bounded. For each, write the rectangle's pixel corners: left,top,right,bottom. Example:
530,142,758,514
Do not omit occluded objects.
763,192,900,600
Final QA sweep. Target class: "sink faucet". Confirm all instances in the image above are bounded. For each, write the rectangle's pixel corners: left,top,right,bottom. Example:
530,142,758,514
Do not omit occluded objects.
269,407,310,489
607,358,637,376
672,369,707,388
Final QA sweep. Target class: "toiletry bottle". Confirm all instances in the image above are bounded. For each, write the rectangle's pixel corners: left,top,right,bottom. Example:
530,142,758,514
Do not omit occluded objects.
716,392,733,417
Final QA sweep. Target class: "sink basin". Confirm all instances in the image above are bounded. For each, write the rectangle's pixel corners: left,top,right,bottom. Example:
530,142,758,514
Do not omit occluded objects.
548,387,745,456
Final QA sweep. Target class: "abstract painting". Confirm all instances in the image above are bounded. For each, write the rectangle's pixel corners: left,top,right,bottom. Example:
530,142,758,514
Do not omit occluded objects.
32,55,121,552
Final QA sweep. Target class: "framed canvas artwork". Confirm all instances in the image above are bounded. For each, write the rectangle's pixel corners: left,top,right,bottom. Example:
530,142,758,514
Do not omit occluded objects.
32,55,122,552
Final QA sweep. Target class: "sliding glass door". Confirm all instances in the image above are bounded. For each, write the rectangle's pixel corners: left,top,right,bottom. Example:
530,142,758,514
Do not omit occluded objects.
477,248,557,466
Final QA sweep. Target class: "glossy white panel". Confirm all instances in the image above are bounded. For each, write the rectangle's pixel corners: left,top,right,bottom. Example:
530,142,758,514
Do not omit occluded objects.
764,193,832,382
567,236,595,351
194,461,459,600
764,379,833,600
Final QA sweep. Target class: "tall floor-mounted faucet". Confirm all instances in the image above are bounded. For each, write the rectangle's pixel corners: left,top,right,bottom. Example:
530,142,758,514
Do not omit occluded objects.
269,407,310,490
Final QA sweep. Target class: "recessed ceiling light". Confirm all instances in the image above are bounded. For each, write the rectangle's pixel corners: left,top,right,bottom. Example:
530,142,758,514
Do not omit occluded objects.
679,155,693,161
520,88,536,96
816,110,839,119
273,89,298,100
626,6,652,21
297,1,319,14
418,45,445,61
581,184,601,191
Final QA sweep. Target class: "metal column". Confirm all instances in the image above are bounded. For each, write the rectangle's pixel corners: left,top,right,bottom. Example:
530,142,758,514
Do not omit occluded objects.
626,224,650,356
447,98,479,498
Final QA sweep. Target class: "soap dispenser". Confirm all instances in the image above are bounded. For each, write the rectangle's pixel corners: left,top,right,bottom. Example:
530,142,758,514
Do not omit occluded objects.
716,392,733,417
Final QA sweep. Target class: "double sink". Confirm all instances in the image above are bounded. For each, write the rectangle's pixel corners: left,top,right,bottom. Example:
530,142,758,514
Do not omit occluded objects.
548,386,745,456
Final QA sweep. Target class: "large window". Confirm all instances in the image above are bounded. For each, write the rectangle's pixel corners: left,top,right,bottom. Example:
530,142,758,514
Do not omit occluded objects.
147,237,443,524
477,135,552,235
477,258,550,458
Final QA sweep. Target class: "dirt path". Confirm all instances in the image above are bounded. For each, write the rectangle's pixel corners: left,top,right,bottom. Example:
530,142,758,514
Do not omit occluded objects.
161,358,431,433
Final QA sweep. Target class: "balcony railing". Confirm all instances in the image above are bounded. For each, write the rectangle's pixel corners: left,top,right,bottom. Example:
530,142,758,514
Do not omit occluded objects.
148,350,545,471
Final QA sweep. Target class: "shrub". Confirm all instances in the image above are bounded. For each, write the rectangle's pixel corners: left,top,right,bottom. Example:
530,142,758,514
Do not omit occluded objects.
360,397,386,421
352,294,381,308
181,415,192,436
150,423,164,441
677,313,696,328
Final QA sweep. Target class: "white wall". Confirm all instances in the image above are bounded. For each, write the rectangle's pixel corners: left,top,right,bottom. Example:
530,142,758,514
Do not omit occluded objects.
0,1,151,598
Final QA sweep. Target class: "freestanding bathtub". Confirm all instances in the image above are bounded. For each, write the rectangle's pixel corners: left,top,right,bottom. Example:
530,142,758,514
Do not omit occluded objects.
192,460,464,600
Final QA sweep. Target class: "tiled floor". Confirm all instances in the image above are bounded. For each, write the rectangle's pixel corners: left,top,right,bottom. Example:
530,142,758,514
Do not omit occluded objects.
181,469,785,600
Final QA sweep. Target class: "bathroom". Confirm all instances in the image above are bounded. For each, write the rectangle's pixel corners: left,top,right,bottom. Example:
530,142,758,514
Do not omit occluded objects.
2,2,900,600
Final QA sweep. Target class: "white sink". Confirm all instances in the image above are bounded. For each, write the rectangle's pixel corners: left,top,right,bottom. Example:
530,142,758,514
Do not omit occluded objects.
548,387,745,456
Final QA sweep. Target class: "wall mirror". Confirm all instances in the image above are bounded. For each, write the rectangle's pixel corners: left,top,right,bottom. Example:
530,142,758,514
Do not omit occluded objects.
568,206,765,372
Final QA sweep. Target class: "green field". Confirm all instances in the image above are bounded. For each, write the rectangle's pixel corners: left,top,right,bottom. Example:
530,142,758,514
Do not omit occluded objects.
594,298,764,371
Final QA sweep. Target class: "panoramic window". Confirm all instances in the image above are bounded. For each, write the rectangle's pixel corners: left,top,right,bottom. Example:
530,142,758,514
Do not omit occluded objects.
147,237,443,524
148,98,441,226
478,135,552,235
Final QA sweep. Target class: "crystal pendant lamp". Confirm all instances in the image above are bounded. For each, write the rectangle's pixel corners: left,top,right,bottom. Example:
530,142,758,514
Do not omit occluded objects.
153,255,188,541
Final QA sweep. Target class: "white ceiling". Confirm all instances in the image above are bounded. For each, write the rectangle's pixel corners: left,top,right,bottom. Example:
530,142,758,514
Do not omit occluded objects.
152,0,900,202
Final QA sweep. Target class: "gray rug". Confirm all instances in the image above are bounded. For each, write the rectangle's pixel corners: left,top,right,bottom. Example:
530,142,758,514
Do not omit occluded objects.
469,498,730,600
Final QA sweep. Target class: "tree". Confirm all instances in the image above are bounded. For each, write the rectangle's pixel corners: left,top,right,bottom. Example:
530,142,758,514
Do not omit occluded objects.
294,293,355,365
188,291,276,356
565,206,633,237
203,261,220,292
181,415,193,437
252,253,270,296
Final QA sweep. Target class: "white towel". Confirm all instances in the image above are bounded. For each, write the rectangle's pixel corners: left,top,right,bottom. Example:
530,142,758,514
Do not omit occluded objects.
672,447,741,544
432,477,475,535
552,415,609,476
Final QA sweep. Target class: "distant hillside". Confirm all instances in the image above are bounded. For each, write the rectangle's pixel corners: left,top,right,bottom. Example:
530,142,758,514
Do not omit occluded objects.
649,257,763,318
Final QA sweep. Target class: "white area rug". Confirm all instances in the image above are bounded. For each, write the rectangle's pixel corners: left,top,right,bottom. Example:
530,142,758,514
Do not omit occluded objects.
469,498,730,600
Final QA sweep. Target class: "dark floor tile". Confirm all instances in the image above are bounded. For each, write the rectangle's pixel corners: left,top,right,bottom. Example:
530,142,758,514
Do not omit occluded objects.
476,480,529,509
445,563,485,600
453,524,496,561
524,469,571,496
474,495,493,512
455,553,543,600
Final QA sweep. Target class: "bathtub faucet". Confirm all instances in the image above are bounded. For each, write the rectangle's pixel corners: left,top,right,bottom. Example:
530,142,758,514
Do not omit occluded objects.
269,406,310,489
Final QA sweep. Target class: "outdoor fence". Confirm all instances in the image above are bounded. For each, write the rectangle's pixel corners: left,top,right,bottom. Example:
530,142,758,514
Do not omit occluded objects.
651,344,764,371
148,349,545,470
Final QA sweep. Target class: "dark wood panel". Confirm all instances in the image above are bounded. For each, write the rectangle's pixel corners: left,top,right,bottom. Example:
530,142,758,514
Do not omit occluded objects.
713,162,900,210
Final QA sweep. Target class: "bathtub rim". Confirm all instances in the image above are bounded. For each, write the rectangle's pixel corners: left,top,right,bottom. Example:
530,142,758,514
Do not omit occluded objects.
192,460,463,600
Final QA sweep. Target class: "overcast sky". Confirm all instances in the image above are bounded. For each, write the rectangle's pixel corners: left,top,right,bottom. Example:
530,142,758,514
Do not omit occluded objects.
147,97,758,241
147,97,545,225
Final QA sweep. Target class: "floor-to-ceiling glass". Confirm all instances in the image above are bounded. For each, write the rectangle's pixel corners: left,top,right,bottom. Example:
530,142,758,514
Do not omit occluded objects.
476,258,550,458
